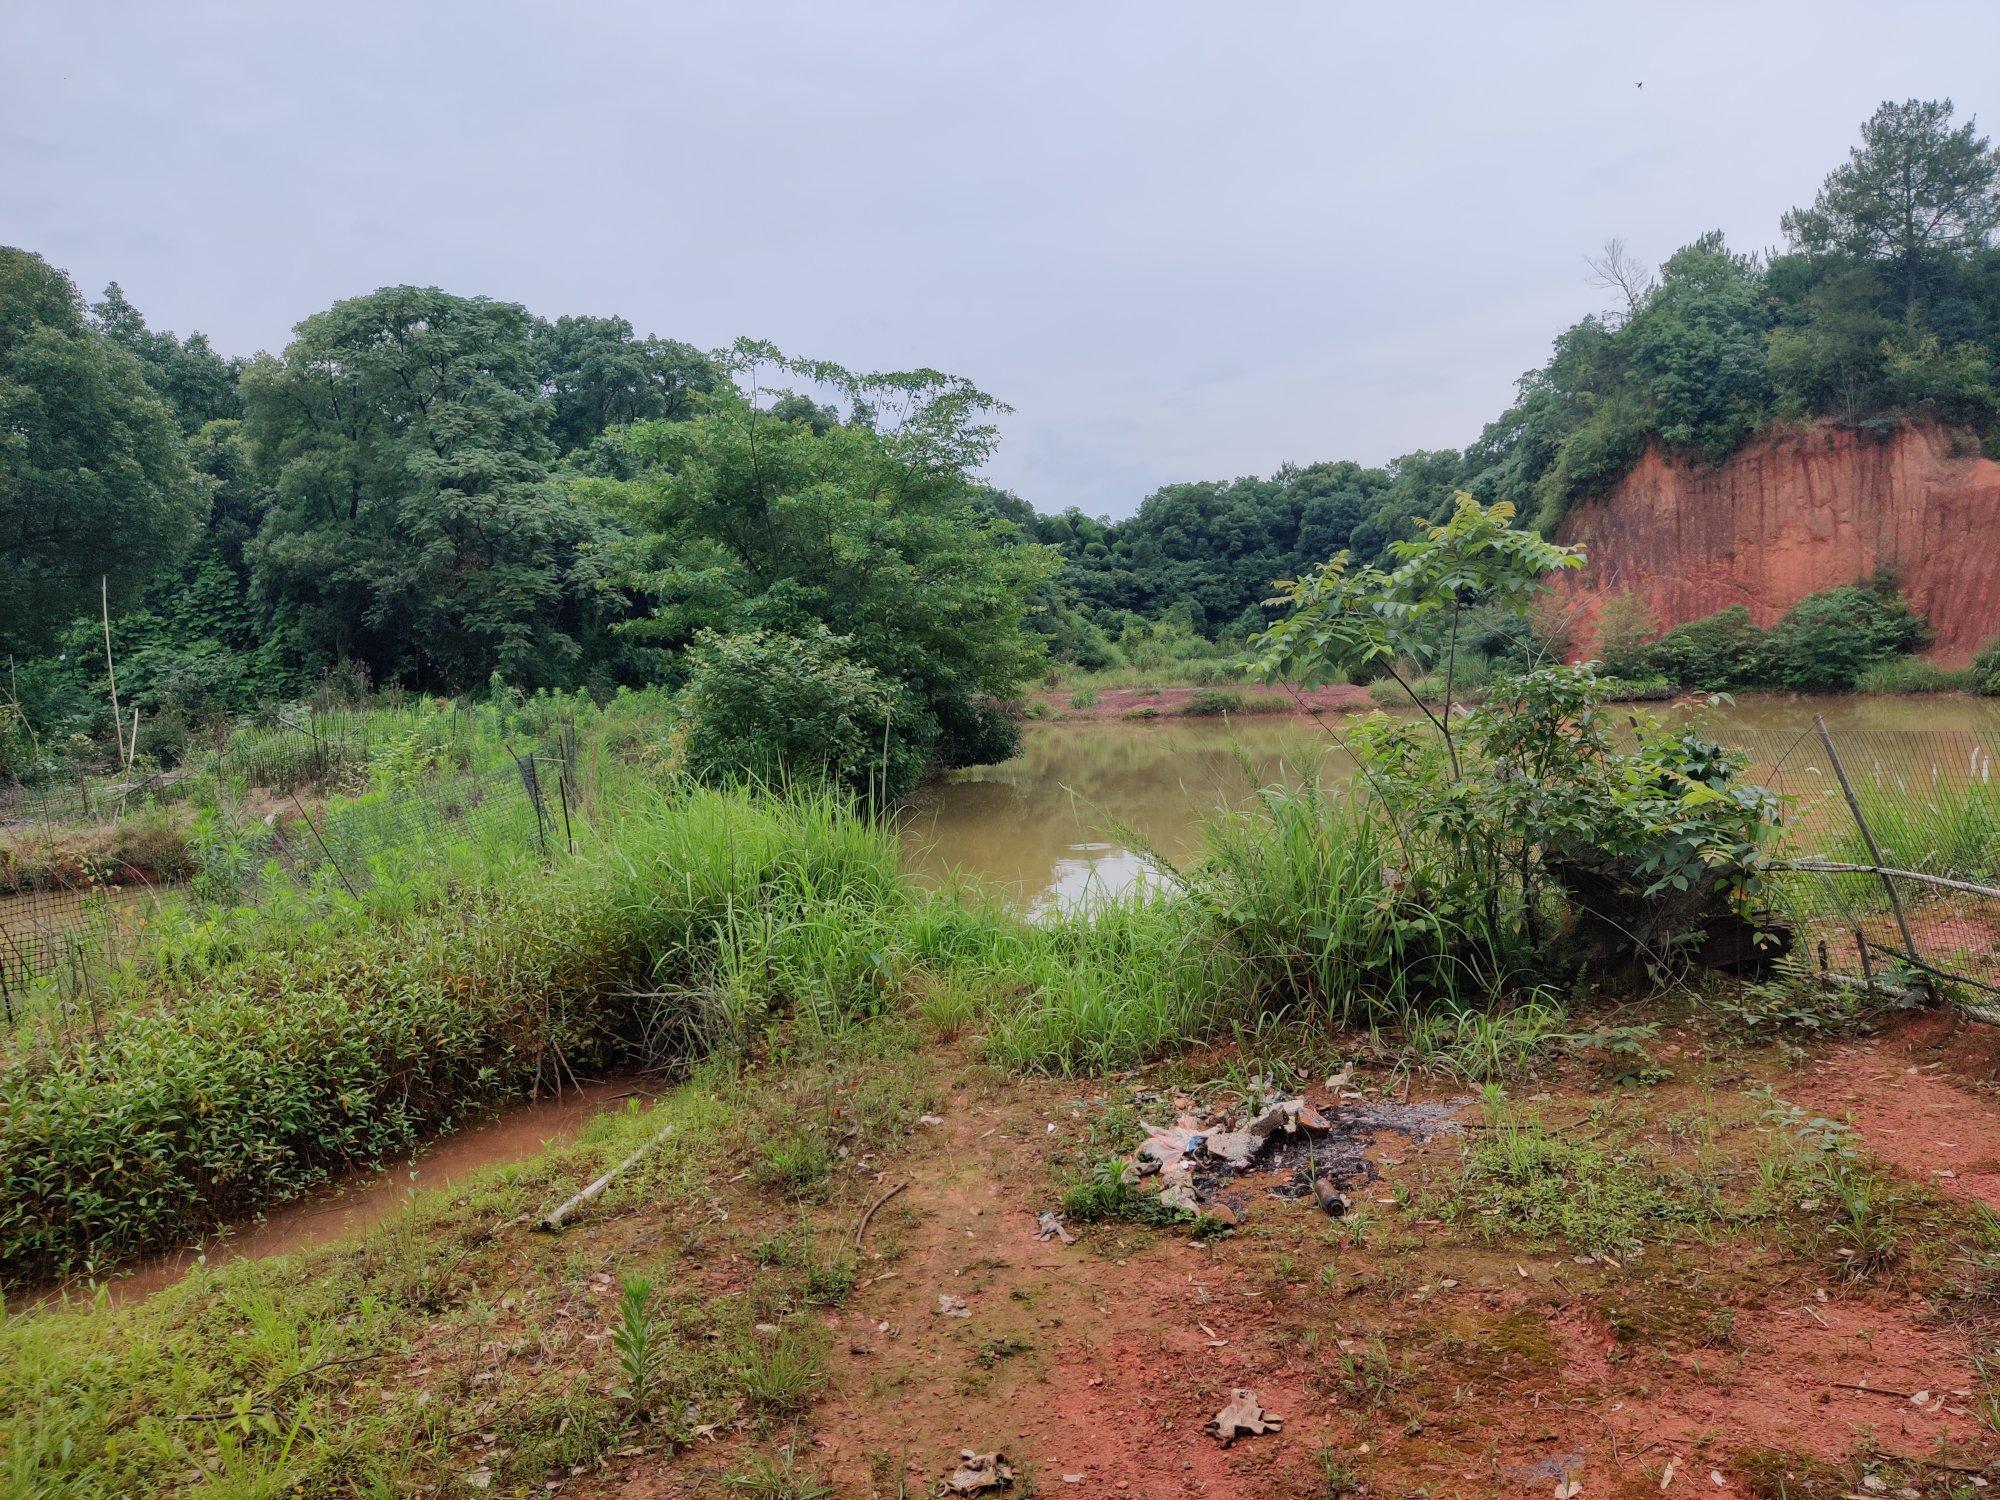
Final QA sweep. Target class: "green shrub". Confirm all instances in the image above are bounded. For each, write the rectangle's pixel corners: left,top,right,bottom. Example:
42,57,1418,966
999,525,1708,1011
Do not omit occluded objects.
1762,583,1927,691
1180,689,1244,716
681,626,929,802
1641,604,1767,690
1635,582,1930,692
1854,656,1973,694
1975,637,2000,696
1590,592,1662,678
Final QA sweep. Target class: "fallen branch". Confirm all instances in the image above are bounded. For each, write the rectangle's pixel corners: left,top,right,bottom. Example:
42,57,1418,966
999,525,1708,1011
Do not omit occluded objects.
1869,1449,1992,1477
1781,860,2000,902
536,1126,673,1232
1830,1381,1914,1400
852,1179,908,1254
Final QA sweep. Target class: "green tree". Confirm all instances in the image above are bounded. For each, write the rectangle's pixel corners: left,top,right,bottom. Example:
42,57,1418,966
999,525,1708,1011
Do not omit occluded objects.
534,314,716,456
601,340,1057,774
1254,494,1582,775
89,281,242,433
0,247,203,654
1782,99,2000,310
241,286,619,690
1625,234,1773,460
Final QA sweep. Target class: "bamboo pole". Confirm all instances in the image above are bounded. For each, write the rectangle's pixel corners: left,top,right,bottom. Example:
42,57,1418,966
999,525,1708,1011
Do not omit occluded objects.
537,1126,673,1232
1813,715,1920,963
1781,861,2000,903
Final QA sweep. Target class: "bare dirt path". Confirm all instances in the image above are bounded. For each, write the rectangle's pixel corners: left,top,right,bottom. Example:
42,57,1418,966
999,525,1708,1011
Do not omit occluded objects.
1790,1008,2000,1212
1024,684,1373,723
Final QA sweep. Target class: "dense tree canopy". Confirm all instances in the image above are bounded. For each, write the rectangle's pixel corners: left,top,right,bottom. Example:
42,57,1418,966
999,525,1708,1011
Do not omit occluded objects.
240,286,621,690
6,97,2000,768
596,342,1058,771
0,249,204,655
534,314,717,458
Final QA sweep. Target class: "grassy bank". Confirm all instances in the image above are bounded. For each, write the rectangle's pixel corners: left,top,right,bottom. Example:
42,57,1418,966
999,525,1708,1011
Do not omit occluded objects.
0,787,909,1282
1,751,1553,1287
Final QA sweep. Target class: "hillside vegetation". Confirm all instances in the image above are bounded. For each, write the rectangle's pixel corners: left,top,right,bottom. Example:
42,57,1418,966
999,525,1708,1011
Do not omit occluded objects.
7,101,2000,800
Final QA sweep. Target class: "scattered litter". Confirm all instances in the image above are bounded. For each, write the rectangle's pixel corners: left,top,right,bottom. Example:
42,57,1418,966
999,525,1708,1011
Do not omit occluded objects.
1554,1477,1582,1499
1658,1459,1674,1489
941,1450,1014,1494
937,1294,971,1318
1207,1388,1281,1446
918,1115,944,1127
1061,1476,1083,1486
1035,1211,1076,1245
1120,1092,1465,1225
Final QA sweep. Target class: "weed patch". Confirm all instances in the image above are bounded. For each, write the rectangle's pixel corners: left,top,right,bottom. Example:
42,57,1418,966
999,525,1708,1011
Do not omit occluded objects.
1435,1090,1719,1253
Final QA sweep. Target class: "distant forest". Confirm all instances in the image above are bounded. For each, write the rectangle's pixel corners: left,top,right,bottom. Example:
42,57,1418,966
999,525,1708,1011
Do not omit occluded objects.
4,98,1999,753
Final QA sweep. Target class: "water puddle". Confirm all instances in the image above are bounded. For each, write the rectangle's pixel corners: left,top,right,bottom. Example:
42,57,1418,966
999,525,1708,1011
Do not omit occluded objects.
30,1077,647,1309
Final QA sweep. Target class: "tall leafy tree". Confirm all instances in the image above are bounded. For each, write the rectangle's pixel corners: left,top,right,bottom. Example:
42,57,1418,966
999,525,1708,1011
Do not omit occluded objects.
0,247,203,654
534,314,717,455
1782,98,2000,309
89,282,242,433
599,340,1057,768
241,286,616,690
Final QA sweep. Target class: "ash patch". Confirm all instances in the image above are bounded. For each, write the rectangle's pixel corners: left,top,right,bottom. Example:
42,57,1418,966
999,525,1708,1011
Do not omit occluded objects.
1344,1097,1466,1142
1125,1092,1467,1223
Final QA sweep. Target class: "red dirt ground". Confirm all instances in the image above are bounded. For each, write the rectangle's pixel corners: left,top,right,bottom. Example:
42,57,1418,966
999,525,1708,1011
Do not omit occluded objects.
1791,1008,2000,1212
1028,684,1374,722
573,1039,2000,1497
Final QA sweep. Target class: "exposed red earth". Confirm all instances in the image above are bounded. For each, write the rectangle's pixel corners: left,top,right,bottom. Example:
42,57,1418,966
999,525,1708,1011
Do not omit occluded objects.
1557,421,2000,665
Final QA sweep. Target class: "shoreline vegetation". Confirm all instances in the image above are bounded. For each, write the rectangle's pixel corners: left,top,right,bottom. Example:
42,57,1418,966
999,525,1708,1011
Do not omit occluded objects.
6,681,2000,1494
1020,675,2000,724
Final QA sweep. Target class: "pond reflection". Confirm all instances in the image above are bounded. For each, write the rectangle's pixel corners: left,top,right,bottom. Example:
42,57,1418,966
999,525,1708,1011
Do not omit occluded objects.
899,695,2000,913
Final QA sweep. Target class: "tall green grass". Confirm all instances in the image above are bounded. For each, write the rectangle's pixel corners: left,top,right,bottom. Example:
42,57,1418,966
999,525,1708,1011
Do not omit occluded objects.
0,786,910,1283
972,894,1242,1074
1178,778,1528,1022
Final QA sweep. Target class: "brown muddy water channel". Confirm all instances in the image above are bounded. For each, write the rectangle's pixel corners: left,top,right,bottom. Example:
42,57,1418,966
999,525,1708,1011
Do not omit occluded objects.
899,692,2000,915
32,1079,646,1308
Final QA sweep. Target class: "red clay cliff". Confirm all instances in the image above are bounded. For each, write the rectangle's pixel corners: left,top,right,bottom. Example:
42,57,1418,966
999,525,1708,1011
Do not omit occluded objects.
1555,421,2000,665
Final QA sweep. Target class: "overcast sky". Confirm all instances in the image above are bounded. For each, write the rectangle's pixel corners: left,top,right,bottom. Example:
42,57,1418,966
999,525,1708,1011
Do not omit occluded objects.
6,3,1997,518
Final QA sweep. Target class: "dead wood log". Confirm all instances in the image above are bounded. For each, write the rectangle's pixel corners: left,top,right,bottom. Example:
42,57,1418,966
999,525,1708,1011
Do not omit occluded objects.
536,1126,673,1232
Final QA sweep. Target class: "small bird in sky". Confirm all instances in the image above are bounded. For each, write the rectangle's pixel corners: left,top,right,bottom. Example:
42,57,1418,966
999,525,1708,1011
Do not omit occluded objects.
1636,81,1644,89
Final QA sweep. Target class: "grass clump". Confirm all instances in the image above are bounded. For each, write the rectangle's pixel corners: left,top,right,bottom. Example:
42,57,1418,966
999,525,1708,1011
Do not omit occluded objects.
1387,999,1569,1082
1438,1090,1714,1253
976,893,1240,1074
735,1329,829,1417
1059,1158,1196,1228
754,1130,835,1197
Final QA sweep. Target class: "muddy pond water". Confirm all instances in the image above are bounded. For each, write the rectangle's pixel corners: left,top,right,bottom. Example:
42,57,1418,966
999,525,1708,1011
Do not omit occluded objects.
898,693,2000,914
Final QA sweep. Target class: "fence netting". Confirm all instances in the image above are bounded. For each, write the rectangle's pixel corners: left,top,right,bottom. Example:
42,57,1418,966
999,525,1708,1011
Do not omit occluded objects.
0,729,580,1023
1723,719,2000,999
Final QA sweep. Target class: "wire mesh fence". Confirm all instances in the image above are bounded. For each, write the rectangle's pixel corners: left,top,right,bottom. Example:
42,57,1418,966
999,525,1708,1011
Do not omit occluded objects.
1720,717,2000,999
0,874,169,1024
0,726,583,1025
